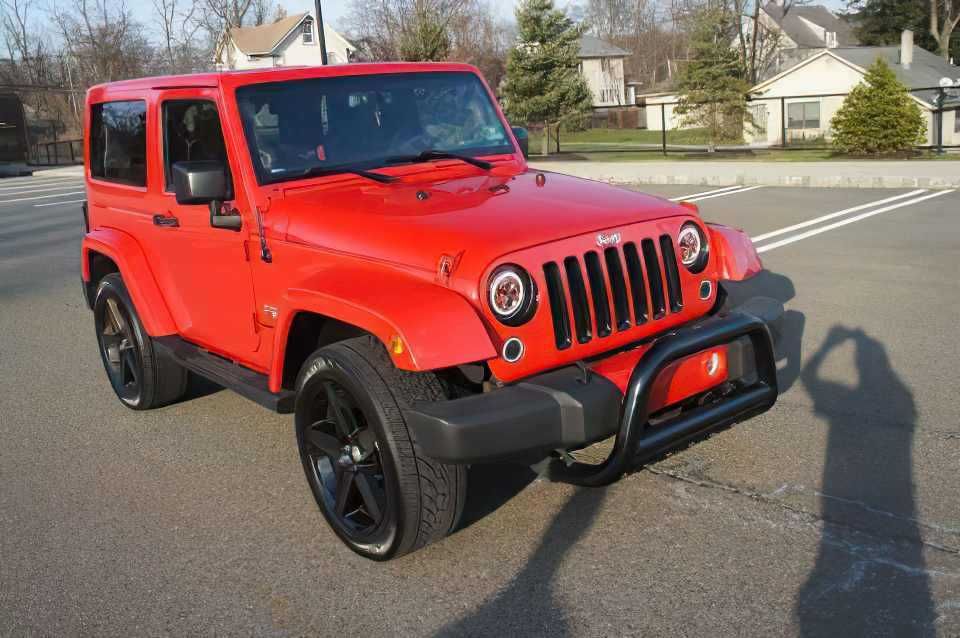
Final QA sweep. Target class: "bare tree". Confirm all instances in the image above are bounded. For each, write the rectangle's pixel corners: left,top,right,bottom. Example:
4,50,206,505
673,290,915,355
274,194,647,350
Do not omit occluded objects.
197,0,254,60
930,0,960,61
53,0,156,87
153,0,205,74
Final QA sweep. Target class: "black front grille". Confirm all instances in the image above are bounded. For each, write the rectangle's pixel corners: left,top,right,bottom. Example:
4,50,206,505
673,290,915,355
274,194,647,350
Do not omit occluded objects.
543,234,684,350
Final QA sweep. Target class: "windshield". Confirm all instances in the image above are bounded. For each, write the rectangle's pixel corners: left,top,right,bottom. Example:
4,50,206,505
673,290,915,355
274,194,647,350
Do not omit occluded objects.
236,72,514,184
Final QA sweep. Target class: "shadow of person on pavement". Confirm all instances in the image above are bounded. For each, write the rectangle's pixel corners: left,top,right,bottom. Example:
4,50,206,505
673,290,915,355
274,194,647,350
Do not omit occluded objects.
438,487,606,637
795,325,936,636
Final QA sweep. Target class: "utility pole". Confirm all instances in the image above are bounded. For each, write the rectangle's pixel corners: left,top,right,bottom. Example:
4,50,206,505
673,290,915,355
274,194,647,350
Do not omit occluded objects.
314,0,328,65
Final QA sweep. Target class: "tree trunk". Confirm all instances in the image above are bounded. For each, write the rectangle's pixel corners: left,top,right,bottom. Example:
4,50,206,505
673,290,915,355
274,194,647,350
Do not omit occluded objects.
542,121,549,156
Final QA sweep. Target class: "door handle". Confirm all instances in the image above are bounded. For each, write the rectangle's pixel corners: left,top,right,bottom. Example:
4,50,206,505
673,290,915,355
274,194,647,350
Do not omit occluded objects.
153,214,179,228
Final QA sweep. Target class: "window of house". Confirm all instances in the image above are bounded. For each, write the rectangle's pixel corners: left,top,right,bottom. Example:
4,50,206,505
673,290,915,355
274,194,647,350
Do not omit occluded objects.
162,100,228,191
825,31,837,48
600,57,610,73
955,110,960,134
302,19,314,44
787,101,820,129
89,100,147,186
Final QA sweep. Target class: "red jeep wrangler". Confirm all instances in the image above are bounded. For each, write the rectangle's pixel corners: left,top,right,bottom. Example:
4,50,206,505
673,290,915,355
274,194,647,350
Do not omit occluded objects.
81,63,780,560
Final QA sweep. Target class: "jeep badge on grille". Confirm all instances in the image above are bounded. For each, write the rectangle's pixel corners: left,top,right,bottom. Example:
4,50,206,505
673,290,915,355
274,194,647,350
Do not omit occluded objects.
596,231,622,247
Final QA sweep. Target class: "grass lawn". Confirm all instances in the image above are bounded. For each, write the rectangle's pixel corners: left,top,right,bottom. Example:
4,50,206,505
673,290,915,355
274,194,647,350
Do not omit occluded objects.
526,127,960,161
528,127,743,151
529,148,960,163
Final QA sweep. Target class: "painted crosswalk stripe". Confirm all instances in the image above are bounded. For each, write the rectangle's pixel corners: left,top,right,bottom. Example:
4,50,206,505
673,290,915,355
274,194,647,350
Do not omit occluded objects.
682,185,763,203
33,198,87,208
0,183,84,195
1,191,85,204
756,190,955,253
751,190,927,243
669,185,744,201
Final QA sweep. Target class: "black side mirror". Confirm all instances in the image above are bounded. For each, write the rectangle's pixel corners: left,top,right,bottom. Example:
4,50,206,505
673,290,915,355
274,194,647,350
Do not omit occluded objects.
172,160,230,204
172,160,241,231
512,127,529,159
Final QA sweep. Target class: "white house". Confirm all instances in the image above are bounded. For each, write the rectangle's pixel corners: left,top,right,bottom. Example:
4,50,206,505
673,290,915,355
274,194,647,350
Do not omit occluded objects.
755,1,860,78
747,32,960,146
578,35,629,108
641,32,960,146
215,12,356,70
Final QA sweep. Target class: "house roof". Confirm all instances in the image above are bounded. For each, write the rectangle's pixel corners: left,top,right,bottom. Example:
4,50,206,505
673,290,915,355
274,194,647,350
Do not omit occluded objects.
752,46,960,106
832,45,960,104
763,3,859,48
578,35,630,59
230,12,309,56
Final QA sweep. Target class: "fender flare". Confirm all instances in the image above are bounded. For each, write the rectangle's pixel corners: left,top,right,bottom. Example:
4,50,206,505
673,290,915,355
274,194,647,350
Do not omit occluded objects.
269,263,497,391
707,223,763,281
81,228,177,336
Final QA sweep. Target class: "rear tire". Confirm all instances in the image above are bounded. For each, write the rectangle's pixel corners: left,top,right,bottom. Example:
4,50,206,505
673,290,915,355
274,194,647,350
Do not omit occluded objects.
93,273,187,410
295,336,466,560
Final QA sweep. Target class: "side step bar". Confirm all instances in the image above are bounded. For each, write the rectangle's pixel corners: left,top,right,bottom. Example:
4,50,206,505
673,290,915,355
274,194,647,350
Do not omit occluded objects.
154,336,296,414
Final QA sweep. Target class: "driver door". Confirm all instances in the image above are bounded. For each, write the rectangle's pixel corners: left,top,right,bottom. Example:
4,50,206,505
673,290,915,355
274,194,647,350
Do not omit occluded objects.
144,89,260,360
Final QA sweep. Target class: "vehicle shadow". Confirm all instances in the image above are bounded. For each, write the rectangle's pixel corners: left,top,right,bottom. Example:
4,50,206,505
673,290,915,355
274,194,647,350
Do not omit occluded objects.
438,486,606,637
730,268,805,393
794,325,936,635
458,463,538,530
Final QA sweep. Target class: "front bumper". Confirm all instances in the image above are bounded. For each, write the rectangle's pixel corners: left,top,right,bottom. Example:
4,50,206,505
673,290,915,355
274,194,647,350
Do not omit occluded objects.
405,281,781,484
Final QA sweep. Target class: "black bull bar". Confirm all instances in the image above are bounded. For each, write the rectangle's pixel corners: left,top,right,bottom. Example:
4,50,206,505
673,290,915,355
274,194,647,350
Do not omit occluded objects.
545,310,778,486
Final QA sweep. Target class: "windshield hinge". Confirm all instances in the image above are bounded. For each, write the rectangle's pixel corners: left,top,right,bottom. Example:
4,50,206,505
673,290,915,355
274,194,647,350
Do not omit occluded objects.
255,206,272,263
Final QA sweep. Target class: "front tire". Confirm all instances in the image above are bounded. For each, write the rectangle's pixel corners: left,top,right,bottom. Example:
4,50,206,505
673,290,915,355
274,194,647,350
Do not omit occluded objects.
295,337,466,560
93,273,187,410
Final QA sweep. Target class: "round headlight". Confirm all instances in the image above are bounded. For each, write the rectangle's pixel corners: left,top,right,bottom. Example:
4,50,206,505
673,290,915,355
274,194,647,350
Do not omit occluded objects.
488,265,537,326
678,222,709,273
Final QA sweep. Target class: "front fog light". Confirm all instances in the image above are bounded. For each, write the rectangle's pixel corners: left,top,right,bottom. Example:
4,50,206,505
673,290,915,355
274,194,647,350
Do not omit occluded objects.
502,337,524,363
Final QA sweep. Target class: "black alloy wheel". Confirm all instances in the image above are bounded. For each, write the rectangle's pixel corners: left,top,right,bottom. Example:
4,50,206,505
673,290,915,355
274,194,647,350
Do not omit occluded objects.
301,380,388,537
92,273,187,410
98,296,142,404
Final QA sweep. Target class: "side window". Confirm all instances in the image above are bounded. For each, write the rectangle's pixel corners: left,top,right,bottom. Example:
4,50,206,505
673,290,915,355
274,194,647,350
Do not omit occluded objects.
90,100,147,186
162,100,228,191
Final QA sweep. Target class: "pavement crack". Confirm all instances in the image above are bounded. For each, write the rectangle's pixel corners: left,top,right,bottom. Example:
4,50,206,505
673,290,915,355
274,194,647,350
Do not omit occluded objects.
645,466,960,557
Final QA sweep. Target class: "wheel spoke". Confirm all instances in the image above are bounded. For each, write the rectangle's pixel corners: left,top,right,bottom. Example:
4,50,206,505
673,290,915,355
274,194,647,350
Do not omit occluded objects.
353,470,382,523
334,470,354,516
105,298,124,335
323,381,356,438
306,425,342,458
123,350,139,386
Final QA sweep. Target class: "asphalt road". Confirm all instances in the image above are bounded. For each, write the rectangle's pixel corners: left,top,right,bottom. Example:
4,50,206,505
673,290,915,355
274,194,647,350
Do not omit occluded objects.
1,170,959,636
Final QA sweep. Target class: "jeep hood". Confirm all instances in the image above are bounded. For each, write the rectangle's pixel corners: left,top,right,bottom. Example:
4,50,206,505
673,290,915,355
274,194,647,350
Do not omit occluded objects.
277,169,689,277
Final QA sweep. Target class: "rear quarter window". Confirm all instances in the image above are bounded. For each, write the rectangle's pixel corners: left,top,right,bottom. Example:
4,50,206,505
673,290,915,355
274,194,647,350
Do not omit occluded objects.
89,100,147,187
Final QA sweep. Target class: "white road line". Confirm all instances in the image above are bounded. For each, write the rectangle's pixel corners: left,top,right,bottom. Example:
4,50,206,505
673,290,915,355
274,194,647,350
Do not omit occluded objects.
757,190,955,253
669,185,744,201
0,183,84,196
683,185,763,203
0,190,85,204
2,173,81,184
751,189,928,243
33,198,86,208
0,178,82,190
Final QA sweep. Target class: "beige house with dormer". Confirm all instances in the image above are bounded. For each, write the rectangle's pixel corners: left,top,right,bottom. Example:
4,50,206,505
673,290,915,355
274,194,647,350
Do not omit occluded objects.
215,12,356,70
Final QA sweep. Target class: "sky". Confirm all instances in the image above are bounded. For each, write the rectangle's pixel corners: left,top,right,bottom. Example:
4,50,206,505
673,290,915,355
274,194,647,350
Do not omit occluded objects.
274,0,523,31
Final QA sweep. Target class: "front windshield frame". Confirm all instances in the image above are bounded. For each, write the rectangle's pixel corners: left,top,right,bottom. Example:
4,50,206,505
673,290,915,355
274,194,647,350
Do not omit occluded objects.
235,71,518,186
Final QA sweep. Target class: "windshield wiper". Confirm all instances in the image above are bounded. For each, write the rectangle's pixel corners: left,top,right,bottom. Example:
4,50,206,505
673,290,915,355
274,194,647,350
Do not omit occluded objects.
298,165,397,184
385,150,493,171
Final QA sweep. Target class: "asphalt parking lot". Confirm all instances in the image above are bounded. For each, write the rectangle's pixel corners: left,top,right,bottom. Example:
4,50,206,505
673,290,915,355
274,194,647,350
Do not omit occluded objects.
1,169,959,636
